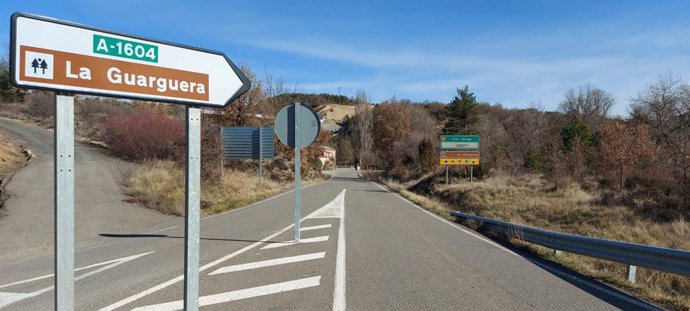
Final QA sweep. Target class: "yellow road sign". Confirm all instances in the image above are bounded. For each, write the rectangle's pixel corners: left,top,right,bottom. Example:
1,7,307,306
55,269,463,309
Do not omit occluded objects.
440,158,480,166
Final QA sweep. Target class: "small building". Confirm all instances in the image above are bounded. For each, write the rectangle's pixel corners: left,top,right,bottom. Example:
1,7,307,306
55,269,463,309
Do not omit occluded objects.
318,146,336,168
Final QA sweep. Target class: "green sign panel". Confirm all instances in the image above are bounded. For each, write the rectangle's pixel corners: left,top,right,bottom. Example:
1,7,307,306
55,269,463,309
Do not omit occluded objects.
441,135,480,143
441,135,480,151
93,34,158,63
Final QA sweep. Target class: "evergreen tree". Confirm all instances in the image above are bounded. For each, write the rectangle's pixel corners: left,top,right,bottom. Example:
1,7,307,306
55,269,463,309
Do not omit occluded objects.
560,116,592,151
443,85,479,134
337,139,354,165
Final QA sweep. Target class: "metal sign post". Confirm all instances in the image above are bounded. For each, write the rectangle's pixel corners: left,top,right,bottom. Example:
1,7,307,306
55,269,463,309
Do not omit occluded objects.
184,107,201,310
219,127,275,188
259,128,263,189
275,103,321,243
54,93,74,311
294,103,302,241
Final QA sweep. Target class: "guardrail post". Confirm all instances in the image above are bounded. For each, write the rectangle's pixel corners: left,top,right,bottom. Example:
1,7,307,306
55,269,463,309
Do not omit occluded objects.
626,265,637,283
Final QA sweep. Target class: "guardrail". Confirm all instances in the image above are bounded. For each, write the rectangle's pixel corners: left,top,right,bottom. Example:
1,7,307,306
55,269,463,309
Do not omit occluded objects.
449,211,690,283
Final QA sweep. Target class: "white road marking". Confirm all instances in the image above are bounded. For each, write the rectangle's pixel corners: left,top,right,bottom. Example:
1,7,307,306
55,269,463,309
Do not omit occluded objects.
307,192,344,219
0,251,151,289
99,225,296,311
131,276,322,311
209,252,326,275
0,251,153,309
101,189,344,311
260,236,330,250
301,224,332,231
0,292,34,308
369,181,519,257
332,190,347,311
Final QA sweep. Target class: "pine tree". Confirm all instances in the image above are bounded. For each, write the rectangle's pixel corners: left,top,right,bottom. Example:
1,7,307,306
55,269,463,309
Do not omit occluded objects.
443,86,479,134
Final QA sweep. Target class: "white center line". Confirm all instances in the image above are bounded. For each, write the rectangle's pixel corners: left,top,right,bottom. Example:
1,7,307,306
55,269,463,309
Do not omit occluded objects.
301,224,332,231
131,276,322,311
332,190,347,311
261,236,330,250
209,252,326,275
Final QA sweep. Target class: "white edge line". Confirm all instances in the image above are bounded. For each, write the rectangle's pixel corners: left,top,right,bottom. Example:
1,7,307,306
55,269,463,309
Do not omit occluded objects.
204,180,325,220
209,252,326,275
151,179,327,234
332,189,346,311
369,181,519,258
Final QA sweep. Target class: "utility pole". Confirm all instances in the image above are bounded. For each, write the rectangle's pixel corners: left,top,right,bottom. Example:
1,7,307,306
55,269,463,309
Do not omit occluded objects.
337,87,342,105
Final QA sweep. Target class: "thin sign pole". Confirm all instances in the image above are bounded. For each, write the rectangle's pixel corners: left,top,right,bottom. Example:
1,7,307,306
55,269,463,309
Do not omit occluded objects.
470,166,473,182
184,107,201,311
259,128,263,189
54,93,75,311
294,103,301,242
445,165,449,185
219,129,224,177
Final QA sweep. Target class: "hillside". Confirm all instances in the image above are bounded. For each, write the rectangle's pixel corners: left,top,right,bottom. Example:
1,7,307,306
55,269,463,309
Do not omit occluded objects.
317,104,357,132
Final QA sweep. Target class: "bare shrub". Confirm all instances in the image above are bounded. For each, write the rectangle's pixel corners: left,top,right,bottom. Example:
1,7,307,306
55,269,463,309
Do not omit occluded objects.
23,91,53,124
102,111,184,161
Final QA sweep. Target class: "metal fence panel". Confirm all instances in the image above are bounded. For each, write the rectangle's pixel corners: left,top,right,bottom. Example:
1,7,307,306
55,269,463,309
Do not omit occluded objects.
220,127,274,160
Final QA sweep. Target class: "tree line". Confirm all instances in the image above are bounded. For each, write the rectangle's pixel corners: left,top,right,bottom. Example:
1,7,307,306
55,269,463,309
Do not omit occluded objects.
335,75,689,210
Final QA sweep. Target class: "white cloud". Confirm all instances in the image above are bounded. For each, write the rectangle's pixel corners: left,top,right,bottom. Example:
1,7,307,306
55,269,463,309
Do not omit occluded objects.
243,23,690,117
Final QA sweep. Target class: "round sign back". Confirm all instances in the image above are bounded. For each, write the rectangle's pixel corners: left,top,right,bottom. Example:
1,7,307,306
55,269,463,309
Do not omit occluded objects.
274,103,321,148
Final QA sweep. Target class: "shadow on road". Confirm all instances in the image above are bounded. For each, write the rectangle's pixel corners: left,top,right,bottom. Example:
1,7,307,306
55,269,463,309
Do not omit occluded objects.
99,233,284,244
349,189,389,193
329,176,369,183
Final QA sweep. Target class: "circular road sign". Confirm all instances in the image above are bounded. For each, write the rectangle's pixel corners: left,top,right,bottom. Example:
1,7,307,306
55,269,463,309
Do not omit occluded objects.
274,103,321,148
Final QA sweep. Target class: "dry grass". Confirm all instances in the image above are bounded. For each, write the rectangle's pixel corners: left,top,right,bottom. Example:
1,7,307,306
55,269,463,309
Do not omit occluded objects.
317,104,356,124
127,160,314,216
126,161,185,215
0,129,26,181
202,170,292,214
382,178,455,221
384,173,690,311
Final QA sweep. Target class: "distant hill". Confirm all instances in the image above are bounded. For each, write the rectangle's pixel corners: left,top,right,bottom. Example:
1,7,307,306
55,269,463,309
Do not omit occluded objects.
317,104,357,132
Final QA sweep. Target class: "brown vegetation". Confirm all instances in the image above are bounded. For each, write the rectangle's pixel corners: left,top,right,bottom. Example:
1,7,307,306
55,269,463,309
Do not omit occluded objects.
353,77,690,310
127,160,319,216
0,130,26,185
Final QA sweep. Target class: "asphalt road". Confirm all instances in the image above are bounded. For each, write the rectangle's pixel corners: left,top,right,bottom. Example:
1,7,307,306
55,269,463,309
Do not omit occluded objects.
0,141,642,311
0,118,177,262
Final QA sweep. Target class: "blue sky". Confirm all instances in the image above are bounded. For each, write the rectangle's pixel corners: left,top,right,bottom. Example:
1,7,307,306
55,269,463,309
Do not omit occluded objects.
2,1,689,116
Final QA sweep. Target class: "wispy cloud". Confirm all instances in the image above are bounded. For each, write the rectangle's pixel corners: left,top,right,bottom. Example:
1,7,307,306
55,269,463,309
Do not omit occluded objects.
246,27,689,116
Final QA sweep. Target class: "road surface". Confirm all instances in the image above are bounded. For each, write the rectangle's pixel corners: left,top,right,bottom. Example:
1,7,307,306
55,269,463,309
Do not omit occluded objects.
0,118,177,262
0,147,650,310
